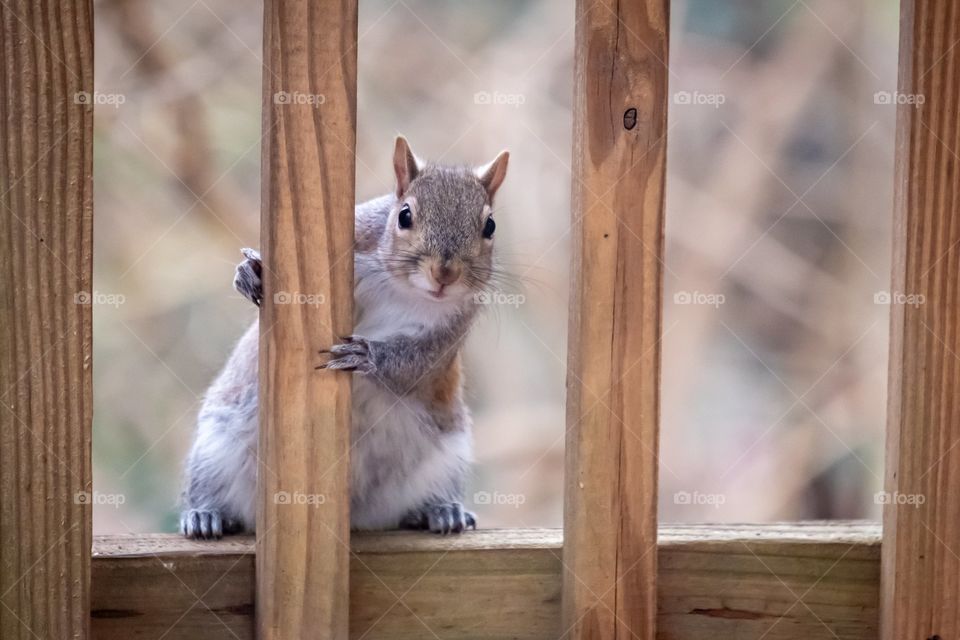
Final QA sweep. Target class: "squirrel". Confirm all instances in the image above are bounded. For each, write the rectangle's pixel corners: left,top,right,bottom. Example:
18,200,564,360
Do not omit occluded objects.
180,136,509,539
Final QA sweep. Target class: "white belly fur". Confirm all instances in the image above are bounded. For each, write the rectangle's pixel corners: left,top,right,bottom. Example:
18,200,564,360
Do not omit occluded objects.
349,377,471,528
348,253,472,529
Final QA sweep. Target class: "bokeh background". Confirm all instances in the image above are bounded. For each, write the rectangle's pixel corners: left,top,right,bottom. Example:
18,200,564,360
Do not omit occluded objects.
92,0,900,533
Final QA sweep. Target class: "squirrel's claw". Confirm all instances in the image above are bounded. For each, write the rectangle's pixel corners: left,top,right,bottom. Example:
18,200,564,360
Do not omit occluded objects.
330,338,369,356
316,336,375,374
181,508,224,540
425,502,475,535
401,502,476,535
318,354,375,374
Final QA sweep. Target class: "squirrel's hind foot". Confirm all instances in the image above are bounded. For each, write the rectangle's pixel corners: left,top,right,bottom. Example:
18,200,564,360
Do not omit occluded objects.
401,501,477,535
180,508,224,540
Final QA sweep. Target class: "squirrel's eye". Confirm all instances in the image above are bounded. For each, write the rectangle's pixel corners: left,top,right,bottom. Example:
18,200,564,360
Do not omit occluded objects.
482,217,496,239
398,204,413,230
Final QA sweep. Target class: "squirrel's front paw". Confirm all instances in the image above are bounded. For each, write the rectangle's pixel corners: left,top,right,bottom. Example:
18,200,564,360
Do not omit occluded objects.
180,508,223,540
316,336,377,374
234,247,262,307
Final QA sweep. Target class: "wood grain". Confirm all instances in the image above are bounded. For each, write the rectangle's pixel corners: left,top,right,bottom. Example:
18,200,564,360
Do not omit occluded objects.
564,0,669,638
90,524,879,640
0,1,93,639
257,1,357,638
883,1,960,638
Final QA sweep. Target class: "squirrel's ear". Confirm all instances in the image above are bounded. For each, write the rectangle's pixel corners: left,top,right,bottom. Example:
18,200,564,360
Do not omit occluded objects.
393,135,421,197
476,150,509,201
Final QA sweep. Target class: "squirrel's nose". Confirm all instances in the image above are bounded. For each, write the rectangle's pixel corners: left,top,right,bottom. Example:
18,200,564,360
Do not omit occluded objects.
430,262,462,286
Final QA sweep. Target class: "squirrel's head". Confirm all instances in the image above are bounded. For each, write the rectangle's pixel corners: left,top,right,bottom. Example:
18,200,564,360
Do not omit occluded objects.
380,135,509,304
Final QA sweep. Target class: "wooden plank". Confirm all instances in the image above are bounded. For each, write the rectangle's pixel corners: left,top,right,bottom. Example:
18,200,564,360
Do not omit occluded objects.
90,523,880,640
660,523,878,640
0,1,93,639
882,1,960,638
564,0,669,638
257,1,357,639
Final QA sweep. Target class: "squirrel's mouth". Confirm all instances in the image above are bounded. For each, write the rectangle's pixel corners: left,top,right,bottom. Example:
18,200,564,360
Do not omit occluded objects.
404,270,465,302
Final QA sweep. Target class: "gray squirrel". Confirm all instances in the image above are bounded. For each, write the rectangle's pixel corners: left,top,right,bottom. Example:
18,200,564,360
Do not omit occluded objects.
180,136,509,539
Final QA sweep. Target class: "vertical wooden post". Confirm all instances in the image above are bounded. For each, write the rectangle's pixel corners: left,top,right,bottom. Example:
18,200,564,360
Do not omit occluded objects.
0,1,93,639
883,1,960,638
563,1,668,639
257,1,357,639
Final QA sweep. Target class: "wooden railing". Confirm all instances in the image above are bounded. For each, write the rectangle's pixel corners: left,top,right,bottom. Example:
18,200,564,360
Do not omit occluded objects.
1,1,957,639
91,523,880,639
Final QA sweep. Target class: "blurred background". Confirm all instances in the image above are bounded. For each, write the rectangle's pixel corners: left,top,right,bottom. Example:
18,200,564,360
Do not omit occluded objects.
92,0,900,533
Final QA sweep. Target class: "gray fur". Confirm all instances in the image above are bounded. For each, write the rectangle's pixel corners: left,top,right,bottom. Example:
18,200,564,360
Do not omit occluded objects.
180,141,508,539
319,310,473,396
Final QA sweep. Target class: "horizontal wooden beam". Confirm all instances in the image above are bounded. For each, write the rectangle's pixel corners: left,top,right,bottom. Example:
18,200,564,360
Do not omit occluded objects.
91,523,879,640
